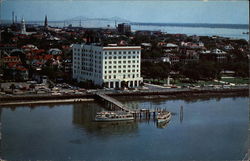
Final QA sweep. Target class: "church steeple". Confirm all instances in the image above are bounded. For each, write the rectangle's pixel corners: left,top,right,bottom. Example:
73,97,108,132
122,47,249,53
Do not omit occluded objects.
21,17,26,34
44,15,48,29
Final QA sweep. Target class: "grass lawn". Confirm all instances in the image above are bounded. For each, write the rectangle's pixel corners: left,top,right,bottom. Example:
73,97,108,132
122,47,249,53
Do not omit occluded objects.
172,80,223,86
144,78,249,86
221,77,249,84
144,79,223,86
144,79,169,84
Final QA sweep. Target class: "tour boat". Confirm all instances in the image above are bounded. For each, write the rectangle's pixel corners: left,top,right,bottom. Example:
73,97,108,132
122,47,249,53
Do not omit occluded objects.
95,111,134,122
157,111,171,123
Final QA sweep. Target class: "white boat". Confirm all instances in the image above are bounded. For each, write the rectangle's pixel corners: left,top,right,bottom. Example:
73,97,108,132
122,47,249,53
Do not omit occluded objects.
95,111,134,122
157,111,171,123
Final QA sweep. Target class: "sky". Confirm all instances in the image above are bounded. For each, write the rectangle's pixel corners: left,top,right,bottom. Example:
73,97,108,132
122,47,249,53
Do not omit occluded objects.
1,0,249,24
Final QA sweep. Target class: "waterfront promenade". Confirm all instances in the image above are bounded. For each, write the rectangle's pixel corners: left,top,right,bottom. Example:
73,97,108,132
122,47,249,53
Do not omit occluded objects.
0,85,248,106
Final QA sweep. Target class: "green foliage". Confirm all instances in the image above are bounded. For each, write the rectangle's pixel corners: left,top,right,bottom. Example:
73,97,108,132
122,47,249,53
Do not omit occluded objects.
141,61,170,81
142,49,162,59
180,61,220,81
1,30,14,43
40,66,60,81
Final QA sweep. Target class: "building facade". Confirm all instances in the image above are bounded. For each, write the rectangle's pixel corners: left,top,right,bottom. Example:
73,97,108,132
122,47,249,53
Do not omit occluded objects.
199,49,228,63
73,44,143,88
117,23,131,34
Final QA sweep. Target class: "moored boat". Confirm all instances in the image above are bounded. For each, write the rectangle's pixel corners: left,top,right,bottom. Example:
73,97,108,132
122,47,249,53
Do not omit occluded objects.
95,111,134,122
157,111,171,123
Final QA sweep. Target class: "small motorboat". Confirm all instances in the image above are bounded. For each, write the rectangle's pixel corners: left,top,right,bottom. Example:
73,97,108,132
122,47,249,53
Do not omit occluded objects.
95,111,134,122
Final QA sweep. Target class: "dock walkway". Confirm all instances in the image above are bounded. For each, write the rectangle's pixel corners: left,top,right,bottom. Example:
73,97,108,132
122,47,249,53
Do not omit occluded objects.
96,93,133,113
95,93,167,120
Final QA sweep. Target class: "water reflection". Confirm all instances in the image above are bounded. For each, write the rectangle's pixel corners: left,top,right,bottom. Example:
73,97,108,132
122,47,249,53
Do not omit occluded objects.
180,105,184,123
72,103,139,135
156,121,170,129
117,95,247,105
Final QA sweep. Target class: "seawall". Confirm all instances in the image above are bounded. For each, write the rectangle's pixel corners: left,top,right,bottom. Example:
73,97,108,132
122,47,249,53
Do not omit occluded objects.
0,87,248,106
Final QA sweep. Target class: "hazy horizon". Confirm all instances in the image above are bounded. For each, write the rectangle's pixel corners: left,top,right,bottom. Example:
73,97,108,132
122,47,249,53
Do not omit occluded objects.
1,0,249,25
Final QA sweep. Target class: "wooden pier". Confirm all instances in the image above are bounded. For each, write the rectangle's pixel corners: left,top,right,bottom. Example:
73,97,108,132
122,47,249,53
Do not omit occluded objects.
95,93,169,120
96,93,132,113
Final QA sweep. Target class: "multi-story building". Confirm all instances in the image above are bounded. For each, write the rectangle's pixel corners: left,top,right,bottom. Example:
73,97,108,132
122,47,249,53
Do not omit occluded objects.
72,44,143,88
117,23,131,34
199,49,228,63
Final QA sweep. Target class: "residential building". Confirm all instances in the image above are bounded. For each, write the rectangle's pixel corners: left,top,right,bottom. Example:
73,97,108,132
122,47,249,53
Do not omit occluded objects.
211,49,228,63
0,44,17,55
48,48,62,55
141,43,152,51
3,56,21,64
63,59,72,73
199,49,228,63
72,44,143,88
179,49,199,63
163,53,180,65
162,43,179,53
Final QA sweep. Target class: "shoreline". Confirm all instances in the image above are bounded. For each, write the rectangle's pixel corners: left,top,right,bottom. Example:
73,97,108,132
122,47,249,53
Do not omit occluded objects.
0,87,248,107
0,98,94,106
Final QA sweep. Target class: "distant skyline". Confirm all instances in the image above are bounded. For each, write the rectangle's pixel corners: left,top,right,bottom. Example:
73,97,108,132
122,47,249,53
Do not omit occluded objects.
1,0,249,24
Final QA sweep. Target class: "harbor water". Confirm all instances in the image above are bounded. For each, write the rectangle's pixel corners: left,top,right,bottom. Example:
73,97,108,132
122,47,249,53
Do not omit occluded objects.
0,96,248,160
44,21,249,40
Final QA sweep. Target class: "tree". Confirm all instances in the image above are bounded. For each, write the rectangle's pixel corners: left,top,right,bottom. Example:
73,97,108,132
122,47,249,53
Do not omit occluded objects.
29,84,35,91
9,84,16,93
180,62,200,82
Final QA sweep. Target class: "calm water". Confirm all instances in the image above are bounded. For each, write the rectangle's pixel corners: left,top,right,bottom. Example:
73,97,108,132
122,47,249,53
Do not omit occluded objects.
0,96,248,160
45,21,249,40
132,25,249,40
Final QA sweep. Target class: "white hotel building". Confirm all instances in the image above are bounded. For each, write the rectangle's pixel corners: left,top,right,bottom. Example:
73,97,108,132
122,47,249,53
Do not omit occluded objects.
72,44,143,88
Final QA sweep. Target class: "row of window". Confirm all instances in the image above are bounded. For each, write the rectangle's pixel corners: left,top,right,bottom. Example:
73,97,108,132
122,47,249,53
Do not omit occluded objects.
104,56,139,59
104,69,139,74
81,54,102,59
81,63,102,68
104,51,140,55
74,48,102,55
104,74,140,79
104,65,139,69
74,48,140,55
74,55,140,60
80,59,102,64
82,73,102,79
74,70,102,78
104,60,139,64
74,56,102,60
